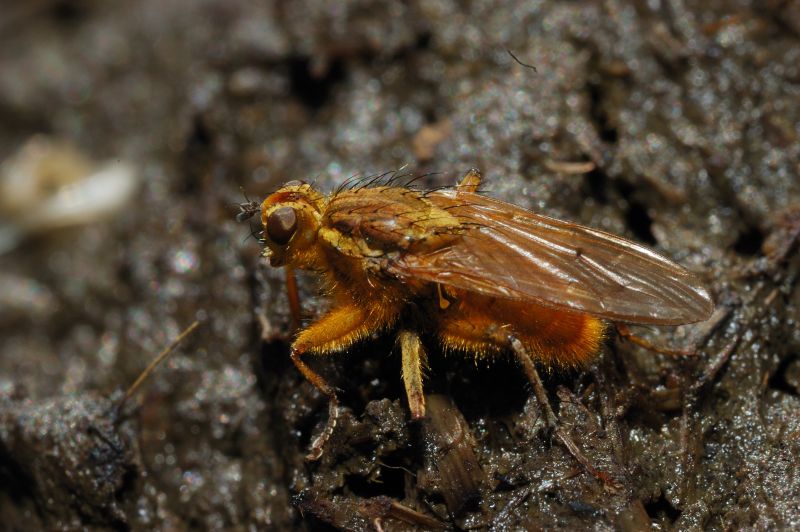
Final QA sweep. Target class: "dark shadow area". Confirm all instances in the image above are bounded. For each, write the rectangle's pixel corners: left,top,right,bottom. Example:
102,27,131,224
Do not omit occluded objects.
289,56,346,110
644,493,681,524
733,225,766,257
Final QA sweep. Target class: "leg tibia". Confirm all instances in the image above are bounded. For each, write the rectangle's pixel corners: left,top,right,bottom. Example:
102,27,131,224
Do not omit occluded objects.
399,330,428,419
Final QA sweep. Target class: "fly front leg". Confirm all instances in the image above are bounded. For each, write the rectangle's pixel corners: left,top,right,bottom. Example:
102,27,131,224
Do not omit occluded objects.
292,302,398,460
284,266,302,332
290,346,339,462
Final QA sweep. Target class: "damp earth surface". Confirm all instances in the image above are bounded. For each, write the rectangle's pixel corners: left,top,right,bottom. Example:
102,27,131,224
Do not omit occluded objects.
1,1,799,530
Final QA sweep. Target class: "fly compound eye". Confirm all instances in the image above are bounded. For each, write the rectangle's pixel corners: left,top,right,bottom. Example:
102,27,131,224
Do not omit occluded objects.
266,206,298,245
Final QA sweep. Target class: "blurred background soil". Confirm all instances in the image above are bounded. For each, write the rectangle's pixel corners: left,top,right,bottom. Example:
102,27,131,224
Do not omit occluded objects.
1,1,799,530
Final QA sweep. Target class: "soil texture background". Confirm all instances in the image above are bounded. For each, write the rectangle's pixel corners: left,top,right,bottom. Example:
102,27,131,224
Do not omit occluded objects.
1,1,799,530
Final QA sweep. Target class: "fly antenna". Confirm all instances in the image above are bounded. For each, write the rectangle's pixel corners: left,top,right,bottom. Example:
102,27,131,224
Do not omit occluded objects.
235,187,261,222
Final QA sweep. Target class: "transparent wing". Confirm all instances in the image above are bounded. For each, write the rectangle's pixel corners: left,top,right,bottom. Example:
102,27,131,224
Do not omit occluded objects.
387,190,714,325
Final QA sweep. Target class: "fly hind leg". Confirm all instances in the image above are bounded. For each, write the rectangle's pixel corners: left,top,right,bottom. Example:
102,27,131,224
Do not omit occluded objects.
505,336,619,487
615,323,697,357
438,316,618,487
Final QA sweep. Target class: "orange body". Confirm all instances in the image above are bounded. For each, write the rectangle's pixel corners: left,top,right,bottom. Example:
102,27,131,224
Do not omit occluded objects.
275,217,607,369
436,291,606,367
253,169,713,459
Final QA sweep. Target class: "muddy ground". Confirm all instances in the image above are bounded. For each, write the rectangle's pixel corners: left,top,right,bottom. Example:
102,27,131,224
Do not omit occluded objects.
1,1,799,530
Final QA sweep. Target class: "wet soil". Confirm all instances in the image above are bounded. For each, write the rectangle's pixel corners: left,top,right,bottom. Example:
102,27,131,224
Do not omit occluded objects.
1,1,799,530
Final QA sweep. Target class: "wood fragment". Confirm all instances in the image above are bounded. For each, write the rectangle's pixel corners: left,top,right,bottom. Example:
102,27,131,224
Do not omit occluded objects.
421,394,485,516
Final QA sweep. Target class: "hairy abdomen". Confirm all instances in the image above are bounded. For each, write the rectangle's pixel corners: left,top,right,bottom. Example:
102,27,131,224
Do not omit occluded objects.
436,292,607,367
